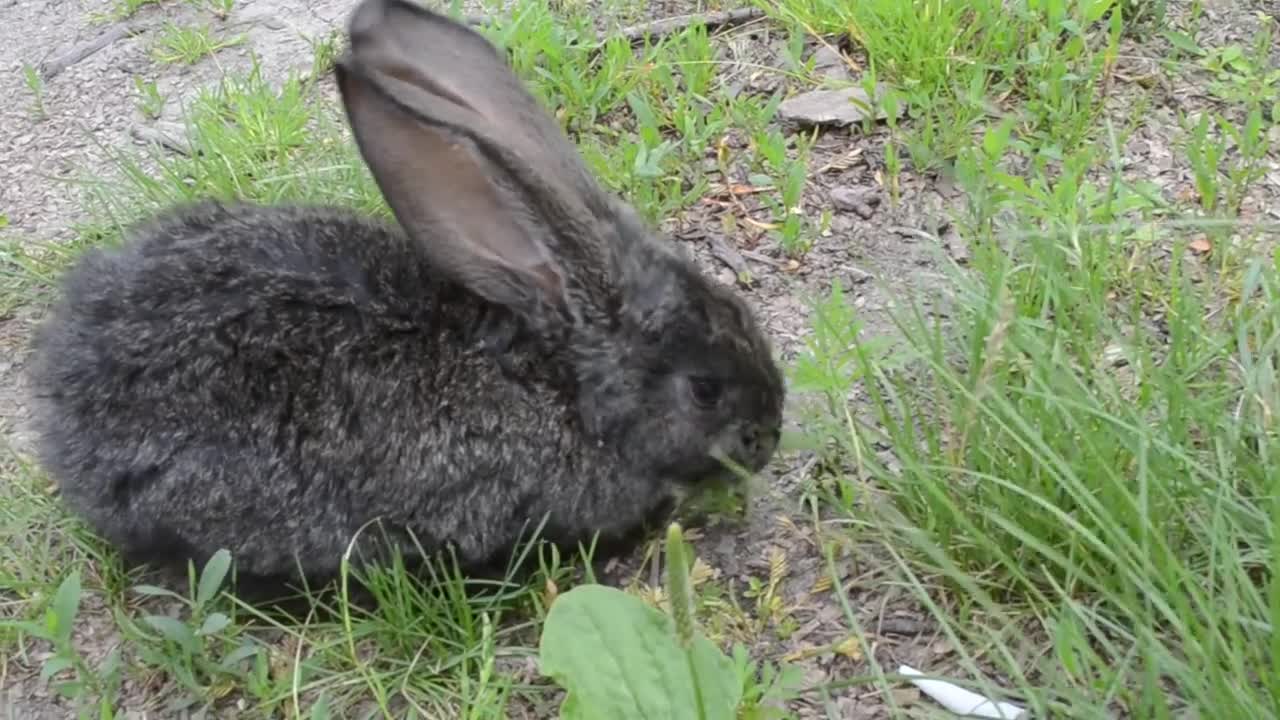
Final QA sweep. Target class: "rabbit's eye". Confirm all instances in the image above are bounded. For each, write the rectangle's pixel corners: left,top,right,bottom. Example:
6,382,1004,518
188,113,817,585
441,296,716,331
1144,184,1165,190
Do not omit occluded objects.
688,376,723,409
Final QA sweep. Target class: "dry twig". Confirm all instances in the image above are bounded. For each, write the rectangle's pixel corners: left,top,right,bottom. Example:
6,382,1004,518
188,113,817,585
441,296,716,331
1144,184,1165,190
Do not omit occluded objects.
40,24,142,80
614,7,766,45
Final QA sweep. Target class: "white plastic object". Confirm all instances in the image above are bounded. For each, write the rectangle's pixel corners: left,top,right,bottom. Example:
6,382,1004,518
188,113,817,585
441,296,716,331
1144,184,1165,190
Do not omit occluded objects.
898,664,1028,719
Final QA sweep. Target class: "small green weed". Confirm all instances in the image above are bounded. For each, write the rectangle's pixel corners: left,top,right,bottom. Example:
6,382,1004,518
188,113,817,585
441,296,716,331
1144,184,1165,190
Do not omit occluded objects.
1,571,125,717
23,64,46,119
133,77,166,119
114,550,262,711
305,30,343,81
1183,108,1273,217
1197,21,1280,112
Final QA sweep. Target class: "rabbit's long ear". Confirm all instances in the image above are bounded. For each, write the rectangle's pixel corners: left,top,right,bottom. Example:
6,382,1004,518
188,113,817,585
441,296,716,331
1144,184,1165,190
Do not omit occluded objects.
336,0,615,315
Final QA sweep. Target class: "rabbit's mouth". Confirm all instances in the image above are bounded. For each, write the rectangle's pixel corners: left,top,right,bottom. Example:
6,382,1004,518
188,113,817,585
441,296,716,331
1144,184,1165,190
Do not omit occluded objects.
700,426,780,485
663,449,750,490
715,421,782,471
652,420,782,489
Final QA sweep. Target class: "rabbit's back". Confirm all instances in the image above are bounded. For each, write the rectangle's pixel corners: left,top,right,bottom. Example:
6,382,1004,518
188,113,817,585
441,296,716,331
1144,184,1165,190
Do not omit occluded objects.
30,201,604,581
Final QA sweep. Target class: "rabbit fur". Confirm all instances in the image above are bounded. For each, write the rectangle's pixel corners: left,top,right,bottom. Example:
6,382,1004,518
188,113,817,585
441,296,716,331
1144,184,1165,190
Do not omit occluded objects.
26,0,785,587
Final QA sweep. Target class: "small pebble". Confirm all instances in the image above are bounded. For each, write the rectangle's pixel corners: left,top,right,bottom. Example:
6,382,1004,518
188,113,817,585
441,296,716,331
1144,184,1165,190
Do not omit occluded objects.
830,187,879,219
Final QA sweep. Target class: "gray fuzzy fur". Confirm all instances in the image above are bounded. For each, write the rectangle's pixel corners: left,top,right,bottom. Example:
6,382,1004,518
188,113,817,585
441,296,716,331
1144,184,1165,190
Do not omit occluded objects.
26,0,785,587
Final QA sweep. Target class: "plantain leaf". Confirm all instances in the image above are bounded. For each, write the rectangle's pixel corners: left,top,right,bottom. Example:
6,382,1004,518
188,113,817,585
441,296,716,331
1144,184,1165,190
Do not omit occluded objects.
538,584,740,720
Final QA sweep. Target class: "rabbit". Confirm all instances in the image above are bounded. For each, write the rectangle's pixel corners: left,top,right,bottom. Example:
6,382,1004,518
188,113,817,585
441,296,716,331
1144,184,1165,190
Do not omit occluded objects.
25,0,785,591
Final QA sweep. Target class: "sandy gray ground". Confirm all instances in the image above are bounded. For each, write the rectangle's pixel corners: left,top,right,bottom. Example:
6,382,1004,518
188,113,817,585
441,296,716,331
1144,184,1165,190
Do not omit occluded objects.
2,0,1279,717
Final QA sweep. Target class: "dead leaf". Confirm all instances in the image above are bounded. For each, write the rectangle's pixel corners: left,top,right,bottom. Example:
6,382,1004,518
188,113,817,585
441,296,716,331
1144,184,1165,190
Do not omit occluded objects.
815,146,864,174
632,583,665,609
888,687,920,707
775,513,801,536
809,575,833,595
269,642,295,683
767,546,790,589
743,217,780,231
834,635,864,661
689,557,719,587
717,182,773,196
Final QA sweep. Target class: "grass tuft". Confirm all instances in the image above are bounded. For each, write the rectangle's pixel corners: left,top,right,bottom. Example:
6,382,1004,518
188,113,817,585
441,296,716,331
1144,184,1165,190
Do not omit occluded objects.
152,22,246,65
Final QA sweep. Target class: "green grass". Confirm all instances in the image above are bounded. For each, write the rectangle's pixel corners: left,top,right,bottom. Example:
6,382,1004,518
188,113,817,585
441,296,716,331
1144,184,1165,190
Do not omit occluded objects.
22,64,46,120
152,22,246,65
106,0,161,21
133,77,166,119
757,0,1127,173
775,0,1280,718
3,0,1280,716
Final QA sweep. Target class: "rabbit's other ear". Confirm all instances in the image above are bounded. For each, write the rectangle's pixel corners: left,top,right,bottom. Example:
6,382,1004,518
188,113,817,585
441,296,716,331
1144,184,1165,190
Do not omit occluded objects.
337,59,568,312
336,0,615,315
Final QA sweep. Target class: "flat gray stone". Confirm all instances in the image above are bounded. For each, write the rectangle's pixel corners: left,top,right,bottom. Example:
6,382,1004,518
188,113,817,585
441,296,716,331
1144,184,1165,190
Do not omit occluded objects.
777,84,899,127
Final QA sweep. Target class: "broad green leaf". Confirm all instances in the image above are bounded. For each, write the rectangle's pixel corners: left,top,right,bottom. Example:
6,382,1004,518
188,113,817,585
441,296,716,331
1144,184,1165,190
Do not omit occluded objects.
1080,0,1112,24
51,570,82,644
99,647,122,680
52,680,85,699
686,634,744,719
9,619,54,642
39,656,75,683
198,612,232,636
221,641,261,669
558,691,585,720
144,615,197,654
132,584,186,602
539,585,741,720
309,693,332,720
1161,30,1202,56
197,549,232,607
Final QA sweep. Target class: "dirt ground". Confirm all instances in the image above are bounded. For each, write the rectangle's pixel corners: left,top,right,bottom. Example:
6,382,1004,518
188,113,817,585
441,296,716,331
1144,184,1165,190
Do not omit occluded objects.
3,0,1279,718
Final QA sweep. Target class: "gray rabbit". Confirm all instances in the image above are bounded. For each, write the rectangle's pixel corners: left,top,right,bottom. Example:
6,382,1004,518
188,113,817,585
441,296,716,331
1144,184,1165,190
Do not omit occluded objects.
26,0,785,589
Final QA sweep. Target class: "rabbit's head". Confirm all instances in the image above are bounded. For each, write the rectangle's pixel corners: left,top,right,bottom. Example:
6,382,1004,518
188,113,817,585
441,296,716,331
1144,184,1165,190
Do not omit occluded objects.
337,0,785,485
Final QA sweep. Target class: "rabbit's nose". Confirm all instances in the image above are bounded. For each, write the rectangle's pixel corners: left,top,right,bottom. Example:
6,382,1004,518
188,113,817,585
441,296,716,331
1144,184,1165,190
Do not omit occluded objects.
741,424,778,466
